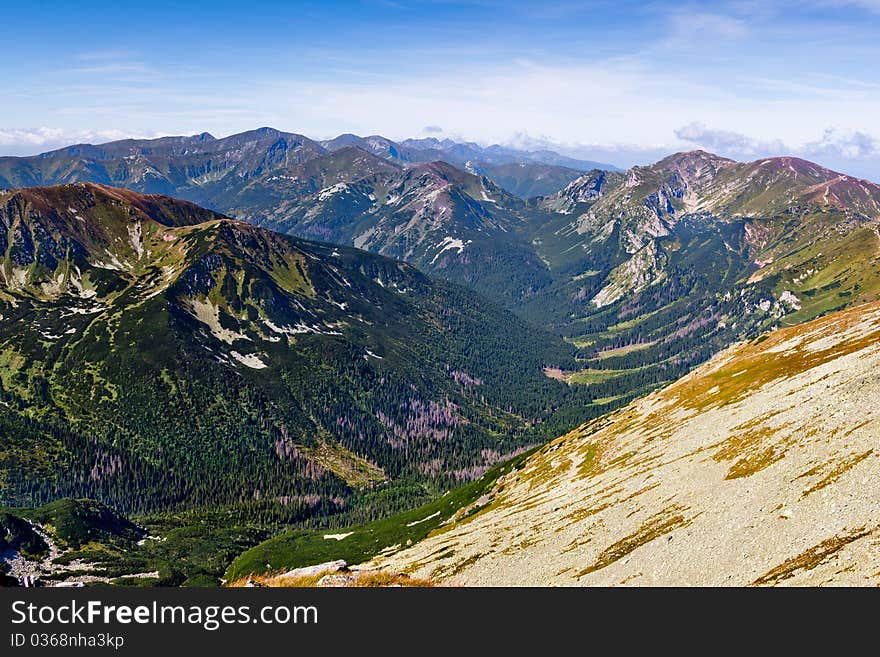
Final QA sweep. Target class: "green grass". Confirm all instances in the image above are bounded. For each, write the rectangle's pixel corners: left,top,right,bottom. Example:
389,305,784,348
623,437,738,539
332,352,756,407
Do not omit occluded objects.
17,498,143,550
594,341,656,360
571,270,601,282
224,447,538,581
566,368,633,385
589,393,629,406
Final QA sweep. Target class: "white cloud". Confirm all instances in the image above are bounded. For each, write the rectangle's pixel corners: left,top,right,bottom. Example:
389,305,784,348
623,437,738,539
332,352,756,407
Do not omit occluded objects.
803,127,880,158
0,127,152,150
675,121,880,161
258,57,730,148
252,56,878,168
674,122,786,155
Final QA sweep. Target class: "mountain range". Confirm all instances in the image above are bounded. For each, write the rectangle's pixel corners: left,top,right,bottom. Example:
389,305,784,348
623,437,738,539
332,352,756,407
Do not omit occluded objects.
0,129,573,306
5,132,880,436
527,148,880,357
0,183,592,518
3,129,880,586
0,128,610,200
319,133,612,197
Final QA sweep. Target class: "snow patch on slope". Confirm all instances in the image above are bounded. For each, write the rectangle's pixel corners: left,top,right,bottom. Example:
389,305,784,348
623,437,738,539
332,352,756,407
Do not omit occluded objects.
230,351,267,369
318,183,349,201
187,298,251,344
430,236,471,264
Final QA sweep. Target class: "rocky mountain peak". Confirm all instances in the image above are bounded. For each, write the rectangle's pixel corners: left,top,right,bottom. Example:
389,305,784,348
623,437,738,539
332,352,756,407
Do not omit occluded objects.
653,150,736,187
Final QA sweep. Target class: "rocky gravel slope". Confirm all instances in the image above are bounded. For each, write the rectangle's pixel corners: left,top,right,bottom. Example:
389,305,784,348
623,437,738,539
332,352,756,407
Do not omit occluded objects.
374,301,880,585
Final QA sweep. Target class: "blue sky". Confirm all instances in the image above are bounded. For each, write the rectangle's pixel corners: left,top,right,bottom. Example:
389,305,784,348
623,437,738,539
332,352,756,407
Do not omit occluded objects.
4,0,880,178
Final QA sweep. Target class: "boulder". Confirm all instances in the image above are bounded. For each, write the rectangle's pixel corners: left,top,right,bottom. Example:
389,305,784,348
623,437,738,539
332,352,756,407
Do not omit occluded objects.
280,560,348,579
317,573,357,587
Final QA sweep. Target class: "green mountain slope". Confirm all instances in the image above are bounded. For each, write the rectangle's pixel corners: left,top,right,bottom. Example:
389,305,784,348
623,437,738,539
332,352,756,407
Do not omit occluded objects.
0,183,587,518
466,162,584,198
224,447,536,581
234,156,554,304
516,150,880,399
8,137,880,422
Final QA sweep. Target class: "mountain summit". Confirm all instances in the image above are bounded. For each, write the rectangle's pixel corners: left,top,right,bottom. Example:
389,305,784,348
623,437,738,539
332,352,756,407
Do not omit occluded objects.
518,149,880,404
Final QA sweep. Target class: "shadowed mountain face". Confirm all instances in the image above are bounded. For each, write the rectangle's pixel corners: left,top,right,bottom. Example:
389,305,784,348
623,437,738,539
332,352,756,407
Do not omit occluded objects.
374,300,880,586
240,157,560,305
5,137,880,418
0,183,588,515
0,132,559,305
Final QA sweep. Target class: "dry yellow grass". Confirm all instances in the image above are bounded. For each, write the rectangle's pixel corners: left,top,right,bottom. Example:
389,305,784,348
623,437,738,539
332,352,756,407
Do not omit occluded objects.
374,301,880,586
226,569,433,588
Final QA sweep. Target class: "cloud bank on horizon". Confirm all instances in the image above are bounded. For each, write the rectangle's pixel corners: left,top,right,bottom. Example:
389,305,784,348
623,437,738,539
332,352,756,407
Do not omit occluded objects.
3,0,880,179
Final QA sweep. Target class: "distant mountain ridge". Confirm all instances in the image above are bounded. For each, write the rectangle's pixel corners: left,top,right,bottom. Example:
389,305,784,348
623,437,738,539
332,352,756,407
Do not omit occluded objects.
320,133,618,174
6,135,880,422
318,133,614,198
0,130,580,304
0,183,587,516
1,128,615,199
